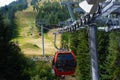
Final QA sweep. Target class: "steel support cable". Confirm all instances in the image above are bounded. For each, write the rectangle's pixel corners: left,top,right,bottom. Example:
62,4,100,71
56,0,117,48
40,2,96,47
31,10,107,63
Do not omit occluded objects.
42,26,51,30
57,19,86,34
57,13,99,34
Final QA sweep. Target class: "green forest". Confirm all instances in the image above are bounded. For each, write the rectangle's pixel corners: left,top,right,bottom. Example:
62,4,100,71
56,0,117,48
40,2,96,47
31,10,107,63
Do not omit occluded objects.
0,0,120,80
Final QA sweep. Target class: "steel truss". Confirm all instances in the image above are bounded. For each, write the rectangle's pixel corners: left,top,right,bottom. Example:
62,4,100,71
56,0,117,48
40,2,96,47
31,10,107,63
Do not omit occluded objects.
54,0,120,80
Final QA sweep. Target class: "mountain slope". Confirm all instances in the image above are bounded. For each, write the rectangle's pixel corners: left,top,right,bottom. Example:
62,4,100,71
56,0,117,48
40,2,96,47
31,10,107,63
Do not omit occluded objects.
14,0,61,56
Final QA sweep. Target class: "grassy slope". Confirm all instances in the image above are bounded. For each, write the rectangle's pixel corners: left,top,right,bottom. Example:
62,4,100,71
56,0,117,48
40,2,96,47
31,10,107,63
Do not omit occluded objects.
14,0,61,56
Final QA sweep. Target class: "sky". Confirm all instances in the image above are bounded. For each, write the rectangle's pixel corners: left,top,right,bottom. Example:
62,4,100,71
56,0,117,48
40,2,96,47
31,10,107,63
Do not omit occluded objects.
0,0,16,7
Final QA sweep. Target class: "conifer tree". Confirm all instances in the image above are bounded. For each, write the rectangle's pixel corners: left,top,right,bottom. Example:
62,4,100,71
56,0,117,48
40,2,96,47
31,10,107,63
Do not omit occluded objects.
0,5,32,80
97,31,109,79
103,32,120,80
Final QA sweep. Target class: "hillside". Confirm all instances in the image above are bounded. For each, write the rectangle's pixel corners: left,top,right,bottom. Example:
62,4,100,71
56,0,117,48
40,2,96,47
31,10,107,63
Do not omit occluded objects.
14,0,61,56
1,0,120,80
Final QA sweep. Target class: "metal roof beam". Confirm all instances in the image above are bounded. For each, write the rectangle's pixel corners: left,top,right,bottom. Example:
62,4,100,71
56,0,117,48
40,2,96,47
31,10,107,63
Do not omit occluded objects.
100,1,120,16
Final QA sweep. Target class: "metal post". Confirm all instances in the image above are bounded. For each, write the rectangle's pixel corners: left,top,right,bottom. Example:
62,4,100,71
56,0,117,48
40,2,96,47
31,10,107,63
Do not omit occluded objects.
41,25,44,56
66,3,75,21
89,24,99,80
61,2,76,21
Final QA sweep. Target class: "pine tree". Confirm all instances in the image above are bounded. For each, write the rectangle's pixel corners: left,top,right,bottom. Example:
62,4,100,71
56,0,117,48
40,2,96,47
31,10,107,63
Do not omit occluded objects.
61,29,91,80
76,30,91,80
103,31,120,80
0,7,32,80
97,31,109,79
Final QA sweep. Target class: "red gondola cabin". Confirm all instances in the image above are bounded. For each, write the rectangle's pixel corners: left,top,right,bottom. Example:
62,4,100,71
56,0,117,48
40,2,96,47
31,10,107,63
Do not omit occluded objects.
52,51,77,76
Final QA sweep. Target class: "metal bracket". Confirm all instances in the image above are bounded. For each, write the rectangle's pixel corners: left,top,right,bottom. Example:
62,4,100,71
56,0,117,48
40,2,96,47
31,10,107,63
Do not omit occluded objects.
53,33,62,51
